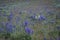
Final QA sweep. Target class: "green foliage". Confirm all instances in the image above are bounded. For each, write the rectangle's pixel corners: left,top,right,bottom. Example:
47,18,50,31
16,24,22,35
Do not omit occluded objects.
10,34,32,40
4,33,11,39
48,30,58,40
0,32,11,39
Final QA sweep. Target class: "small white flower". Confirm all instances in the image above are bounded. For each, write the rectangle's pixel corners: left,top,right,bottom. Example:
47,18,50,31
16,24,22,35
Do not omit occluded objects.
35,15,40,19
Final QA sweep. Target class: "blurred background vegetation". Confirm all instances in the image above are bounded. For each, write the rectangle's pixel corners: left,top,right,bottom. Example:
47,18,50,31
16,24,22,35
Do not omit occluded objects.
0,0,60,40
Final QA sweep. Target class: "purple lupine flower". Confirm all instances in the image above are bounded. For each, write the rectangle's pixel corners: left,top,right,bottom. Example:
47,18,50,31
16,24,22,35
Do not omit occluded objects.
6,22,15,33
25,27,33,35
39,15,46,20
29,13,36,19
23,21,29,26
30,15,36,20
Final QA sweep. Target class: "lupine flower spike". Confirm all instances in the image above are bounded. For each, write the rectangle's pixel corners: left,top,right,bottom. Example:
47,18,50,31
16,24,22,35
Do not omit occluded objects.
25,27,33,35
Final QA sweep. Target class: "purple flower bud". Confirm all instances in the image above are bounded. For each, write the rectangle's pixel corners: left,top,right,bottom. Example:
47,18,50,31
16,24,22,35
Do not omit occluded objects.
29,13,36,19
6,22,15,33
25,27,33,35
29,16,35,20
23,21,29,26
